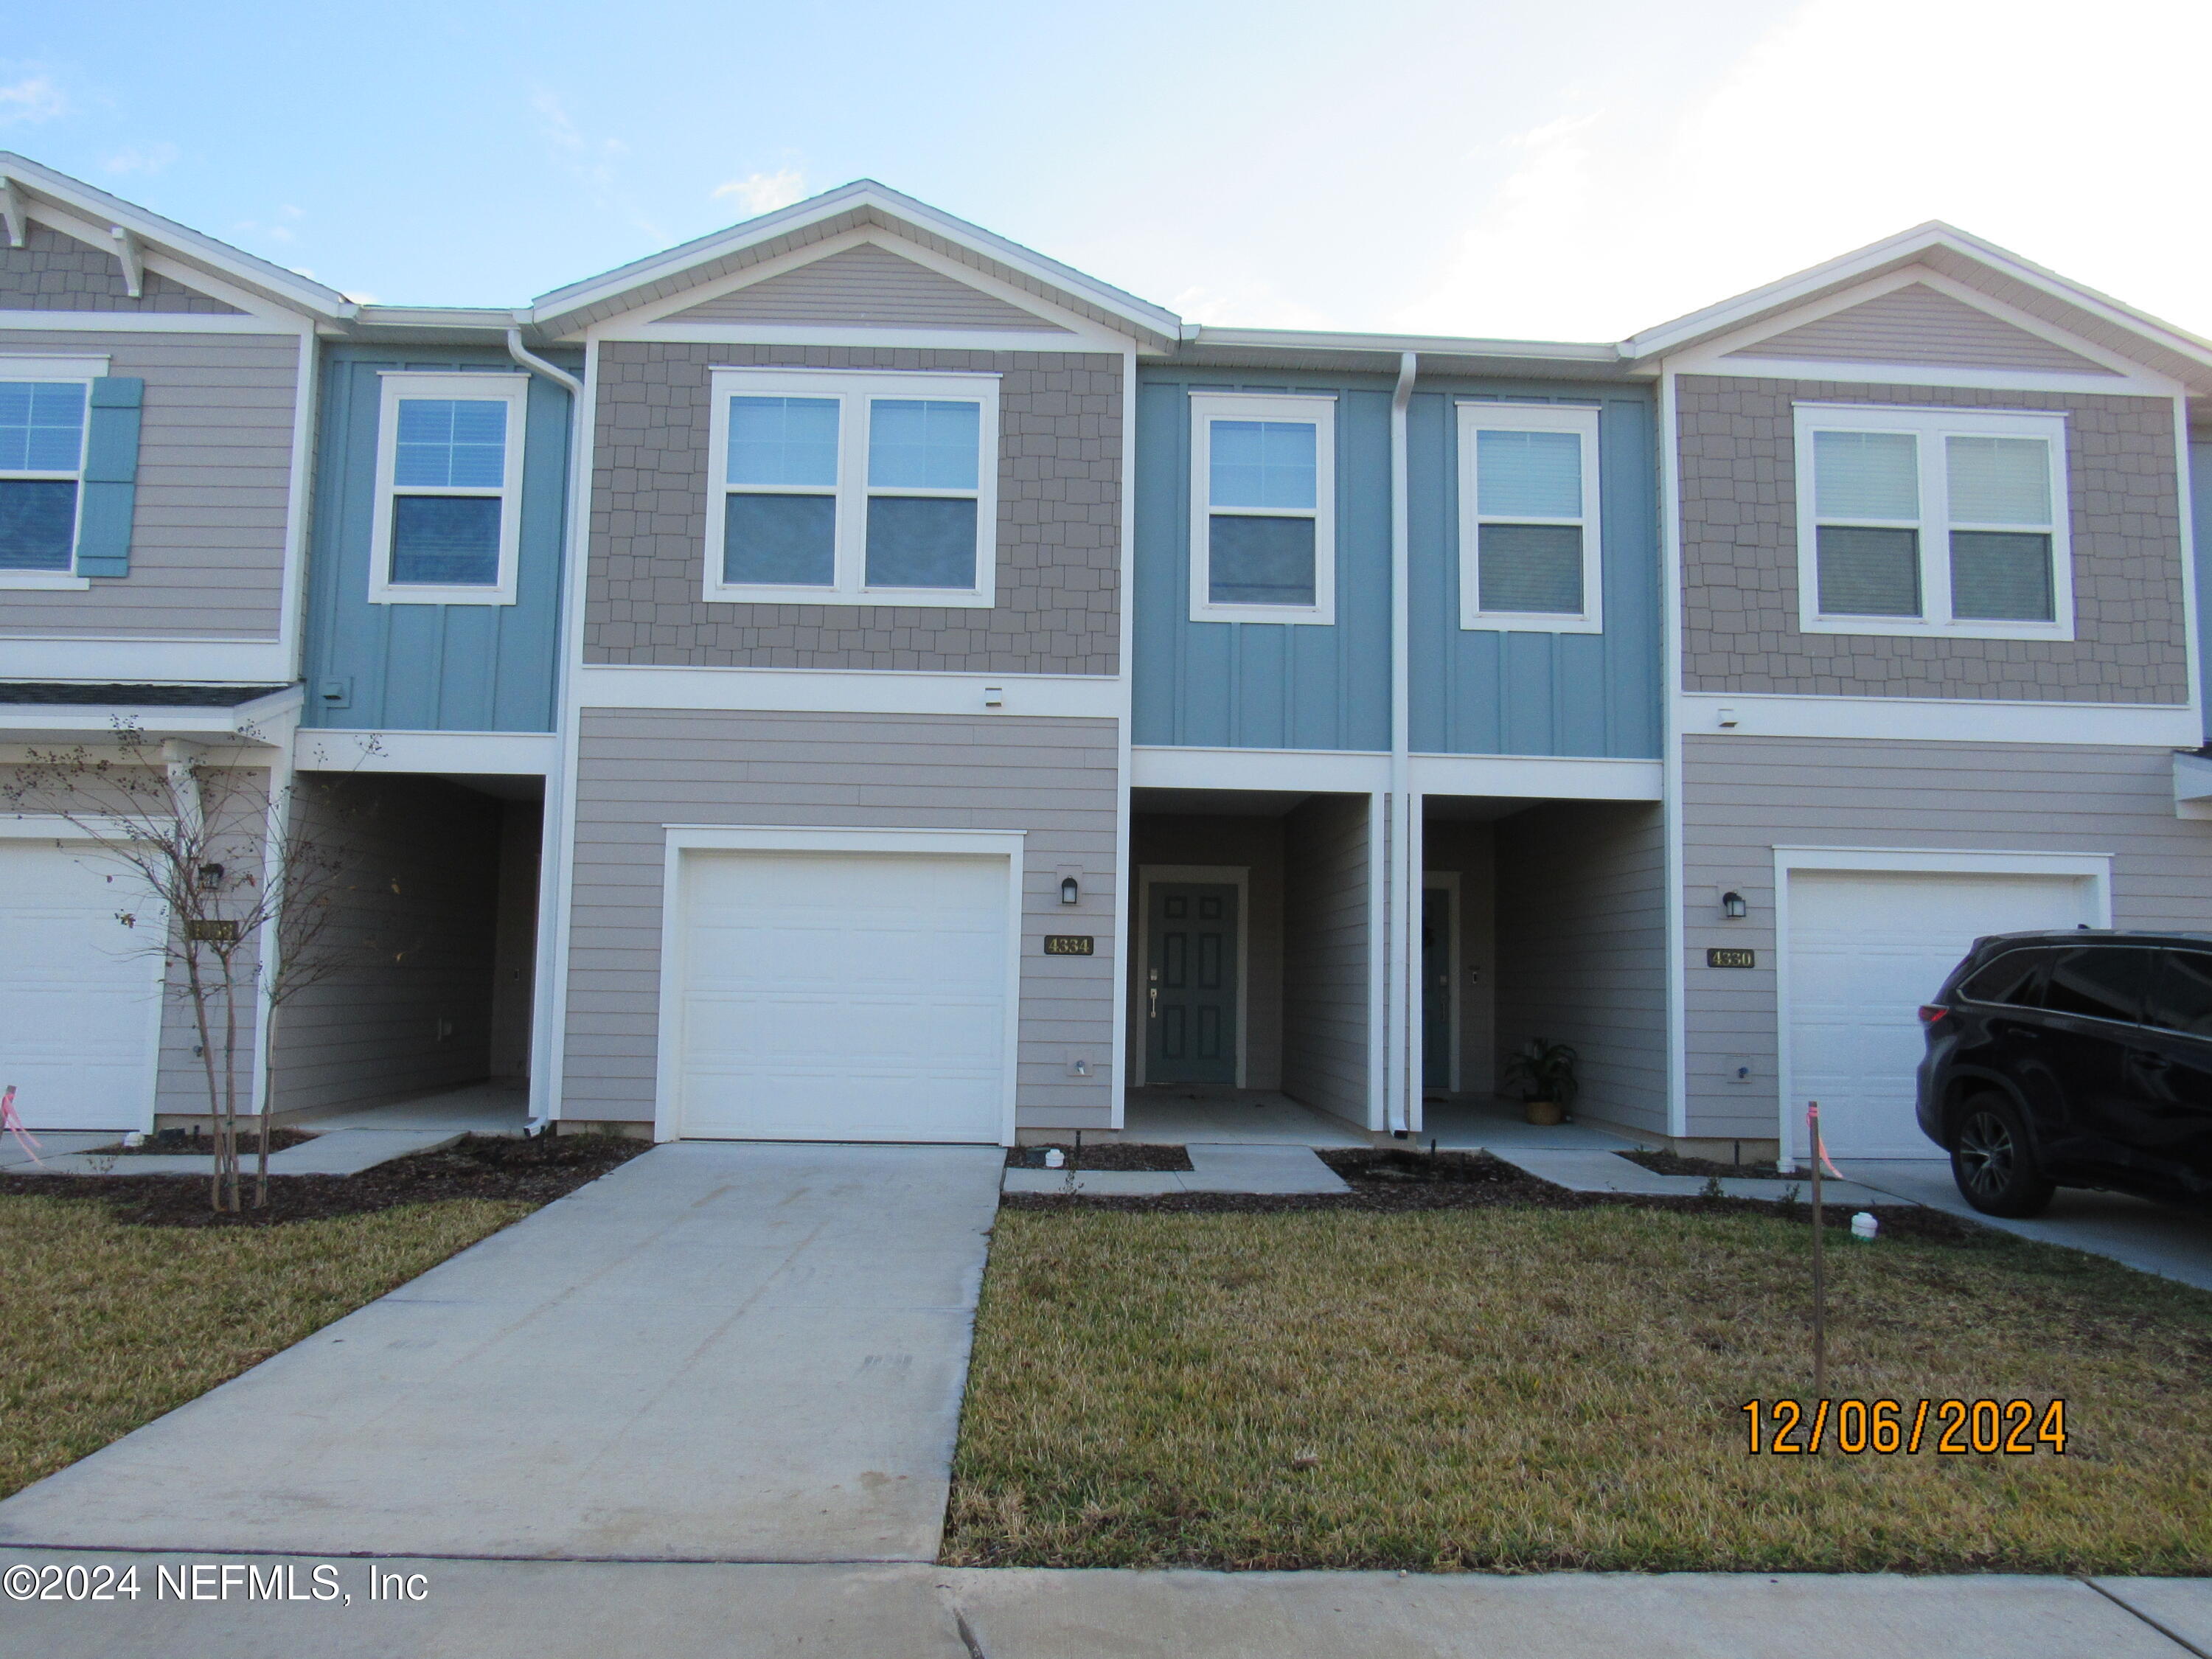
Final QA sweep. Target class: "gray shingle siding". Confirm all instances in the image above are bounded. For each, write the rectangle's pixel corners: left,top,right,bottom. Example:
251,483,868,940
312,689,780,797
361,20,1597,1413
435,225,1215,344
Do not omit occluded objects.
585,341,1122,674
1677,375,2188,702
0,223,246,313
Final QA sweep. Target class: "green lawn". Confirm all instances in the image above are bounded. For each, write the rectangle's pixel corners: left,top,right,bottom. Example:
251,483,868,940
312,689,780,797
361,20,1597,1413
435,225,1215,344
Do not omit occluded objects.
0,1194,529,1500
947,1206,2212,1573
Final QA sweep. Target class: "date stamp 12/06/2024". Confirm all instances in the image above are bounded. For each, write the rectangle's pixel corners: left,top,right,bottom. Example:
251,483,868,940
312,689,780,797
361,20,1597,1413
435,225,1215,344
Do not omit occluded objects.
1742,1397,2067,1456
4,1559,431,1606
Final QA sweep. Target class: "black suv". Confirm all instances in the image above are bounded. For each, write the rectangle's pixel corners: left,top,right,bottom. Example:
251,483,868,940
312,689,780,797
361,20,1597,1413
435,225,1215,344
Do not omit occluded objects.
1916,931,2212,1217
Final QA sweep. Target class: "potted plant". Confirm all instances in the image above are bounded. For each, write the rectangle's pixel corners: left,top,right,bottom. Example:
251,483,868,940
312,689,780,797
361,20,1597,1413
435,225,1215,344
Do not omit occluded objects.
1503,1037,1579,1126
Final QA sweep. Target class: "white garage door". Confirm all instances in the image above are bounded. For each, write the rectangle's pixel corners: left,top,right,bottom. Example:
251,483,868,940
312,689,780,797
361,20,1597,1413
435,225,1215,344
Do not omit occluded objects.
1785,869,2096,1158
0,840,161,1131
672,850,1012,1142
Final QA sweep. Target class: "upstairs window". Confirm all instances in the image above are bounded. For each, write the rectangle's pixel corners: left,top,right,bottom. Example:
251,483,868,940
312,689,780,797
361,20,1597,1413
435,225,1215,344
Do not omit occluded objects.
1794,403,2070,639
1189,392,1335,625
1457,402,1602,633
706,368,998,608
369,372,528,605
0,372,89,578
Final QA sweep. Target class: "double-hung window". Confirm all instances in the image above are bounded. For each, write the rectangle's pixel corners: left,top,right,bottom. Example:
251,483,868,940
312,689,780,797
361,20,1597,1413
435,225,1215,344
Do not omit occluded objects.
1188,392,1335,625
704,368,998,607
0,358,99,586
1456,402,1601,633
1794,403,2070,638
368,371,528,605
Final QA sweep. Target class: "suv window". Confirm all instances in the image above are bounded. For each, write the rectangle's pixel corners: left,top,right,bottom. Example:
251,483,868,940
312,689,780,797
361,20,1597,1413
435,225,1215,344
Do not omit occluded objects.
2040,946,2152,1025
2145,950,2212,1039
1958,947,2048,1006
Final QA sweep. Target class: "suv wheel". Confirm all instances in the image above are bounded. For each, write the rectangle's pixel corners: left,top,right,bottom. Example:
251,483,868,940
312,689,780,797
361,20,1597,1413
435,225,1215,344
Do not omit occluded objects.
1950,1094,2055,1218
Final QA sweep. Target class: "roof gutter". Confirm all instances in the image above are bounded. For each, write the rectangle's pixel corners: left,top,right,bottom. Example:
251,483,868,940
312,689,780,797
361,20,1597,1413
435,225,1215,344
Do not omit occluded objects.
1387,350,1417,1136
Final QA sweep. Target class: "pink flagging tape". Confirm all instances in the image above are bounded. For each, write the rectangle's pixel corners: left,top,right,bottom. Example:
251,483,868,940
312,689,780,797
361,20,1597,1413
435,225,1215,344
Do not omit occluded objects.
1805,1102,1844,1182
1,1085,41,1166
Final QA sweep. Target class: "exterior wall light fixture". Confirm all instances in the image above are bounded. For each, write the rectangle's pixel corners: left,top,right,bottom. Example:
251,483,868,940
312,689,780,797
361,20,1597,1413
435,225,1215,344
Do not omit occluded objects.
1060,876,1080,905
1720,890,1747,919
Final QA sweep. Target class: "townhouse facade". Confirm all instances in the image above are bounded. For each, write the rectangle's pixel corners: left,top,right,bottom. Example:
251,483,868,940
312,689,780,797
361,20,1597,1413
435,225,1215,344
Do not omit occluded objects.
4,151,2209,1164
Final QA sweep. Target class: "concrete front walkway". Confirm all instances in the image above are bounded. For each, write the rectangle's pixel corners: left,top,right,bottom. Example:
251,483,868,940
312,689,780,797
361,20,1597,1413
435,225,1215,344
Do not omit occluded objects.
2,1558,2206,1658
0,1142,1003,1562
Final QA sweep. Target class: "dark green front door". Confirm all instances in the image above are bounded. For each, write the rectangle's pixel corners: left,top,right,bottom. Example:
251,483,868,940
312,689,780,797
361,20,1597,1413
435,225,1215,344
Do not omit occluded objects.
1146,882,1239,1085
1422,885,1452,1091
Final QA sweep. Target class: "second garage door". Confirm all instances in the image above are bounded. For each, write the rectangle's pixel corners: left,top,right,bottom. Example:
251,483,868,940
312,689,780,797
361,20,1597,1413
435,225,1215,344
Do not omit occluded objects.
1784,867,2097,1158
670,849,1012,1143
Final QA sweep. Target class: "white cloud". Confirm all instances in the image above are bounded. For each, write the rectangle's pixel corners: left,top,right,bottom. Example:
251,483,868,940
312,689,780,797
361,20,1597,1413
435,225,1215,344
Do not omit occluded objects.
102,142,179,176
713,169,807,217
1169,279,1335,331
0,74,65,125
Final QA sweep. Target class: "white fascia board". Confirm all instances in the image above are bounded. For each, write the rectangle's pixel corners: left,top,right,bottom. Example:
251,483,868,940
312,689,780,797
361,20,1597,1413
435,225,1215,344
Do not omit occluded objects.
0,309,310,335
293,728,558,776
604,225,1127,351
1681,691,2201,748
0,700,294,748
1665,265,2179,394
1131,745,1390,792
530,179,1180,343
574,664,1122,719
1409,753,1663,800
1773,844,2115,883
0,638,291,681
0,152,351,322
1627,221,2212,386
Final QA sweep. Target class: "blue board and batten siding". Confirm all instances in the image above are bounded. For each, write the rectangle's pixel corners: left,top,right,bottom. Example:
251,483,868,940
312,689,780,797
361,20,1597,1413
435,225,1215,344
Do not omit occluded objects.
1411,386,1660,759
1133,370,1660,758
301,348,574,733
1134,373,1392,751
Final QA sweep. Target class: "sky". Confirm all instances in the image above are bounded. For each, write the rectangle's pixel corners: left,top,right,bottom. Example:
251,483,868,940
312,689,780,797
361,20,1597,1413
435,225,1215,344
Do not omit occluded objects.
4,0,2209,343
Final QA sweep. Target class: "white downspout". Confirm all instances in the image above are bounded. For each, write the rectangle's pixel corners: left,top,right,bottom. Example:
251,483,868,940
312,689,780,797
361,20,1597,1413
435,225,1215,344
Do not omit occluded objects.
507,328,585,1133
1387,352,1417,1134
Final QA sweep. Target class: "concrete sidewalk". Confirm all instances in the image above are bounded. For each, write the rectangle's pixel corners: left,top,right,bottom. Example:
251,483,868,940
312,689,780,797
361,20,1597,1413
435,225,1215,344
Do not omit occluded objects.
1,1557,2206,1658
1002,1142,1352,1196
0,1142,1004,1562
1496,1149,1897,1209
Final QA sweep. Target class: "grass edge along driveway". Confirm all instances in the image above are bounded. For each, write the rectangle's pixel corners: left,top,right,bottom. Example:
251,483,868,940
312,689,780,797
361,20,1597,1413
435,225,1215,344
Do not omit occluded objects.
947,1204,2212,1574
1,1194,530,1502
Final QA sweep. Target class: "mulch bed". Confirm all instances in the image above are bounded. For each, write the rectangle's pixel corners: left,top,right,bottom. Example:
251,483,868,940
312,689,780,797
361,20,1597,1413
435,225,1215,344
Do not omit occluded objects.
90,1127,319,1158
1621,1147,1789,1180
1007,1143,1193,1172
998,1145,1979,1243
0,1133,651,1228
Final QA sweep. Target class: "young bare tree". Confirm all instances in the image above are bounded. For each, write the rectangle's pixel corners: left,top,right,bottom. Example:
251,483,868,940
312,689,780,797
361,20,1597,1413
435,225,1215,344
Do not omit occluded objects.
4,720,355,1212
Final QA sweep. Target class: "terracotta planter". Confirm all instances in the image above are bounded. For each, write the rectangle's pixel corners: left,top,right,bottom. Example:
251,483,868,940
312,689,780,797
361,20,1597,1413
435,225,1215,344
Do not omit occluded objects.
1523,1099,1565,1127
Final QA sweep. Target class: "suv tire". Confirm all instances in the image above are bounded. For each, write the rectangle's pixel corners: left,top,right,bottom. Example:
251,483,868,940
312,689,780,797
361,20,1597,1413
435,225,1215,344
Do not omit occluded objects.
1950,1093,2055,1217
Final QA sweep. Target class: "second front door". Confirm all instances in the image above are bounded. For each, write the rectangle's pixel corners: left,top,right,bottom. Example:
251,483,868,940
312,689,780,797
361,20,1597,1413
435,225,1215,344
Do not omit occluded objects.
1146,881,1239,1085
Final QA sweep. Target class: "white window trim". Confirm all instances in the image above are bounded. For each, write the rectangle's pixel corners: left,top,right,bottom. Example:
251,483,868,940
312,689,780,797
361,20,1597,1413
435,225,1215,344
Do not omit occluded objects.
1792,402,2073,641
1456,400,1603,633
1188,390,1337,626
703,366,1001,609
0,355,108,590
366,370,529,607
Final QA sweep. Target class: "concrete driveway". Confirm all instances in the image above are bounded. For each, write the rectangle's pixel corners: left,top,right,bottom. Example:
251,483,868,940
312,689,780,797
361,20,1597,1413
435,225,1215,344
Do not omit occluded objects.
1840,1158,2212,1293
0,1141,1004,1561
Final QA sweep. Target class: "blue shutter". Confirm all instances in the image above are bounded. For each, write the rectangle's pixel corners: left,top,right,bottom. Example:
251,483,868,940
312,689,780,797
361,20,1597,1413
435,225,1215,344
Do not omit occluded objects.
74,376,144,577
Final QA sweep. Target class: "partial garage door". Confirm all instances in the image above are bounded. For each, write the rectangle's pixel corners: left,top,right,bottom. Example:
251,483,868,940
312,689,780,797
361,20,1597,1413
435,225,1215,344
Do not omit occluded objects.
0,840,161,1131
672,850,1011,1142
1785,868,2096,1158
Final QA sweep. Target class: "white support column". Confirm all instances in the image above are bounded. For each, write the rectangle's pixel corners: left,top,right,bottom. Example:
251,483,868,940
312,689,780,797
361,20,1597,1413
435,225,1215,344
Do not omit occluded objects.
1383,352,1418,1135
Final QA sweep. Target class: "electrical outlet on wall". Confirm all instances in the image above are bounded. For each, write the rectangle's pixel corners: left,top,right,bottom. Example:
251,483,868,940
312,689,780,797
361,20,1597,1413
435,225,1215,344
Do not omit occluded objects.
1723,1056,1753,1085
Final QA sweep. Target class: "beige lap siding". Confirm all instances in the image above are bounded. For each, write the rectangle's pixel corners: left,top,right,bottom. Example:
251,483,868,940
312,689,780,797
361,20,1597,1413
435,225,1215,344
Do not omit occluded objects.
1280,794,1372,1126
1680,734,2212,1141
0,327,302,639
1676,376,2188,703
562,708,1120,1131
585,341,1121,673
1494,801,1669,1137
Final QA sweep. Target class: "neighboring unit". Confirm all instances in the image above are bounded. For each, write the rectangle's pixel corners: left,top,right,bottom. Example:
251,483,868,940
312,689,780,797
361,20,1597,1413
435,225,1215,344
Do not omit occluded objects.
4,151,2208,1166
